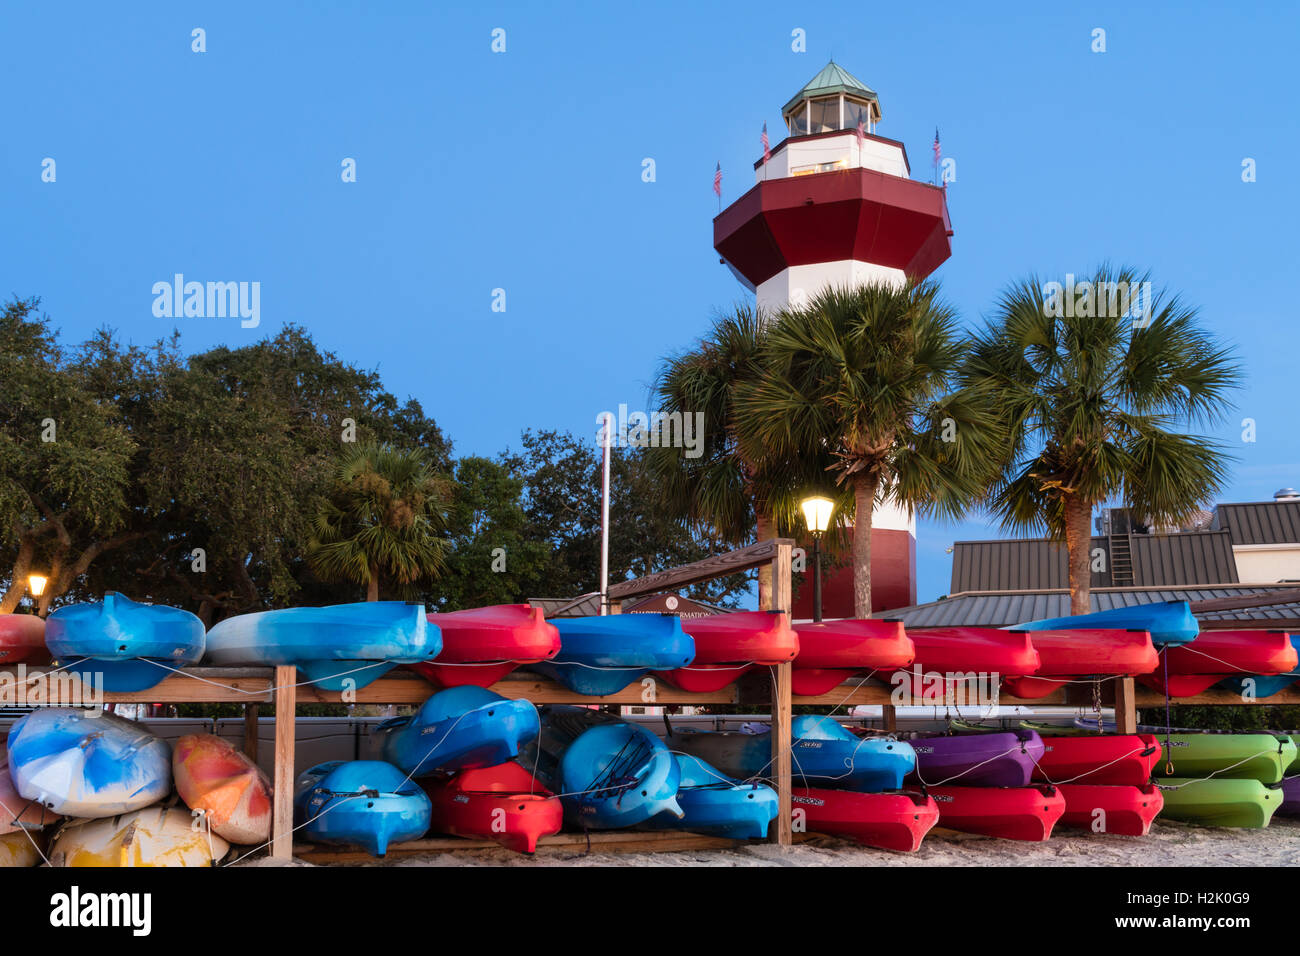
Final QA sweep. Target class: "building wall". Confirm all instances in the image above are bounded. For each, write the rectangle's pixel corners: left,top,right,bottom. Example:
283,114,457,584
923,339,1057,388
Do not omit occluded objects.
756,260,907,314
791,526,916,619
1232,545,1300,583
757,131,908,182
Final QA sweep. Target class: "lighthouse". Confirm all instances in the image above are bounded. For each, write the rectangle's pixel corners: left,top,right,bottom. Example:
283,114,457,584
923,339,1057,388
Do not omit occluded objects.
714,62,954,616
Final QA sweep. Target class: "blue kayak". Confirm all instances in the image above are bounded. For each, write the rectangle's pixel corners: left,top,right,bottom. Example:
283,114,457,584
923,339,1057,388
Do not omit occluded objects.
372,685,539,776
204,601,439,689
642,753,778,839
294,760,430,856
45,593,205,692
1015,600,1199,646
523,705,683,828
529,614,695,695
668,716,915,791
1218,634,1300,698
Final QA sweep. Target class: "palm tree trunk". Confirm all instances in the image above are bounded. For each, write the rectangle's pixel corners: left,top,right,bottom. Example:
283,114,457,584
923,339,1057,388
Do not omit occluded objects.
1063,494,1093,616
851,472,878,619
366,565,380,602
755,512,774,611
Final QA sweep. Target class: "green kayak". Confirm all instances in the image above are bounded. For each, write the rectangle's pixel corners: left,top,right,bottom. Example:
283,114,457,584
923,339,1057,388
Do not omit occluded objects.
1155,734,1296,784
1159,778,1282,828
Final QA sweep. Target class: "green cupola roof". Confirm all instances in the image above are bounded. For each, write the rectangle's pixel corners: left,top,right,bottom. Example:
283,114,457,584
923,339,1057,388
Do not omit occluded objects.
781,61,881,120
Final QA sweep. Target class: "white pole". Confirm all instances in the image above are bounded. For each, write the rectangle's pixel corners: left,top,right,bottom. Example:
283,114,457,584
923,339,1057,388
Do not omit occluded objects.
599,412,612,615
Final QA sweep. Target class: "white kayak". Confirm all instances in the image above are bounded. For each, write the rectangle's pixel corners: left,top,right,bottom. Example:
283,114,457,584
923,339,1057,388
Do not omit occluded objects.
49,805,230,867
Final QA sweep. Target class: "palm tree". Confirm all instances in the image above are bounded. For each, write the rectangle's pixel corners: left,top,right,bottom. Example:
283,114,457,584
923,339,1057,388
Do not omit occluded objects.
308,443,449,601
645,306,847,609
959,266,1240,615
734,280,996,618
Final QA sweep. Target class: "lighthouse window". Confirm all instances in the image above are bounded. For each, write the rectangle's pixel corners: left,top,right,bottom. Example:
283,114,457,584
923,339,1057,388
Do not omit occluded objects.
809,97,841,133
845,99,873,133
788,103,809,136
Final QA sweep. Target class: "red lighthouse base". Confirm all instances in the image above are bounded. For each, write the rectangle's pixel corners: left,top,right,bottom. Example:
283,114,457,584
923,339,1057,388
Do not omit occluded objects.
790,527,916,620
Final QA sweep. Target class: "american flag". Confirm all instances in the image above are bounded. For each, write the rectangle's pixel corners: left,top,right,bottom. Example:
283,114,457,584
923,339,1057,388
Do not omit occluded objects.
933,128,941,167
856,114,867,148
713,162,722,197
761,123,770,163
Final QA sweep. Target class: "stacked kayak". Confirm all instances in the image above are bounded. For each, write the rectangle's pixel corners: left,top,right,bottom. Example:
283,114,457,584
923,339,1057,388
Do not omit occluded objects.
205,601,437,690
0,613,47,664
172,734,273,844
530,614,693,695
669,716,915,791
1017,600,1199,646
788,618,913,696
49,805,229,867
1056,784,1164,836
928,785,1066,841
0,832,43,868
1000,629,1158,699
410,604,561,688
642,754,778,839
655,611,798,692
422,762,563,853
791,788,940,852
7,709,171,817
902,628,1040,702
294,760,431,856
1140,630,1298,697
906,729,1042,787
0,746,60,833
1278,776,1300,816
1156,733,1296,828
373,685,538,777
46,593,204,692
1218,634,1300,699
525,706,682,828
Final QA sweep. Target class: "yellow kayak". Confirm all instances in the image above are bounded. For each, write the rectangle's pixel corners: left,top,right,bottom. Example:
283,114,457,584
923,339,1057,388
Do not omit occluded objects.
49,805,229,867
0,831,44,867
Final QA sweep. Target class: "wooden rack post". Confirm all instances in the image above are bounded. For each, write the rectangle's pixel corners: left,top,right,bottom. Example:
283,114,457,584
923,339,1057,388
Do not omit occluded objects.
271,665,297,860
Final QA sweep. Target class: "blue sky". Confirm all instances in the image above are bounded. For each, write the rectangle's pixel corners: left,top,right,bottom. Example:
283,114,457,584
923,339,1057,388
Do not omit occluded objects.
3,1,1297,604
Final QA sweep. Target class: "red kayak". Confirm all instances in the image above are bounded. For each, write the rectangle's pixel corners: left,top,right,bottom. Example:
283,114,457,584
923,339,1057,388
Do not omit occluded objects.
904,628,1040,677
790,619,914,696
0,614,46,664
422,762,563,854
1032,733,1162,786
657,611,799,692
1138,630,1299,697
1056,784,1163,836
409,605,561,688
792,787,939,852
928,784,1066,841
1001,629,1159,699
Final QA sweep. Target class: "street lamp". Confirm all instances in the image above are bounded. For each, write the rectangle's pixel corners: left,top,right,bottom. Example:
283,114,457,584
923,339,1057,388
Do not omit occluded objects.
800,495,834,622
27,573,48,618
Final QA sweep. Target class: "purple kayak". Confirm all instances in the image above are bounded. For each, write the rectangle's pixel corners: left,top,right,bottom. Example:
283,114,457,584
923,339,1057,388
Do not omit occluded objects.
1279,776,1300,815
906,730,1044,787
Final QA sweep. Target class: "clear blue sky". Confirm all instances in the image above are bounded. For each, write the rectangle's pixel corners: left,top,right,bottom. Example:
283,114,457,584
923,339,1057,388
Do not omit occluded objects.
3,1,1297,604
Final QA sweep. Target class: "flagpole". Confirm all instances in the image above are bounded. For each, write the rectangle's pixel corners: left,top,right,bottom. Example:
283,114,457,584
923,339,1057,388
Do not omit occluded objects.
599,411,612,615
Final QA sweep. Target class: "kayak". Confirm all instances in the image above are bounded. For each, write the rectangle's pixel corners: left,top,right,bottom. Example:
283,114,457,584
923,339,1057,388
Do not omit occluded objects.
7,709,171,817
1218,634,1300,699
46,593,204,692
1016,600,1198,647
409,604,561,688
524,706,682,829
1155,733,1296,784
0,746,60,834
1056,784,1164,835
788,618,914,696
669,716,915,791
0,613,47,664
655,611,798,692
1141,630,1299,697
1029,731,1162,786
530,614,694,695
172,734,273,844
422,761,563,854
0,831,43,867
1158,778,1281,828
905,730,1042,787
1278,776,1300,816
1001,629,1158,699
904,628,1040,676
792,787,939,851
928,785,1067,841
373,685,539,777
204,601,437,690
295,760,431,856
49,806,230,866
642,754,778,839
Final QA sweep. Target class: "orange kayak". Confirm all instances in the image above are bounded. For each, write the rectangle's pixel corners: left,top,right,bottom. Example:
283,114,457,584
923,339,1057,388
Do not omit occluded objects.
173,734,273,844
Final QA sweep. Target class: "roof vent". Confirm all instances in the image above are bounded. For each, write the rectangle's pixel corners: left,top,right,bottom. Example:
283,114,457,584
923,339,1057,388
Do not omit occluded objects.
1274,488,1299,501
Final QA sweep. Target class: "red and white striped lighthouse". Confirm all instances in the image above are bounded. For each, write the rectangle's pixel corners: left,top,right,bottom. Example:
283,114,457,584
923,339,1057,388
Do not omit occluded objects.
714,62,954,616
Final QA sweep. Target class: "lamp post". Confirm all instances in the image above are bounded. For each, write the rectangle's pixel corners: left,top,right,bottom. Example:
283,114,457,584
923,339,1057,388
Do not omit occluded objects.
800,496,834,622
28,573,48,618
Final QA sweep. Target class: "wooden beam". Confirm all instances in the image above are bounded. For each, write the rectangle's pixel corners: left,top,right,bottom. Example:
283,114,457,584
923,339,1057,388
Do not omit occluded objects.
294,673,740,706
294,828,748,862
608,538,796,601
271,665,296,861
792,678,1066,708
1131,684,1300,707
2,666,276,704
771,541,793,848
881,704,897,732
1190,588,1300,613
1114,677,1137,734
243,704,259,763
